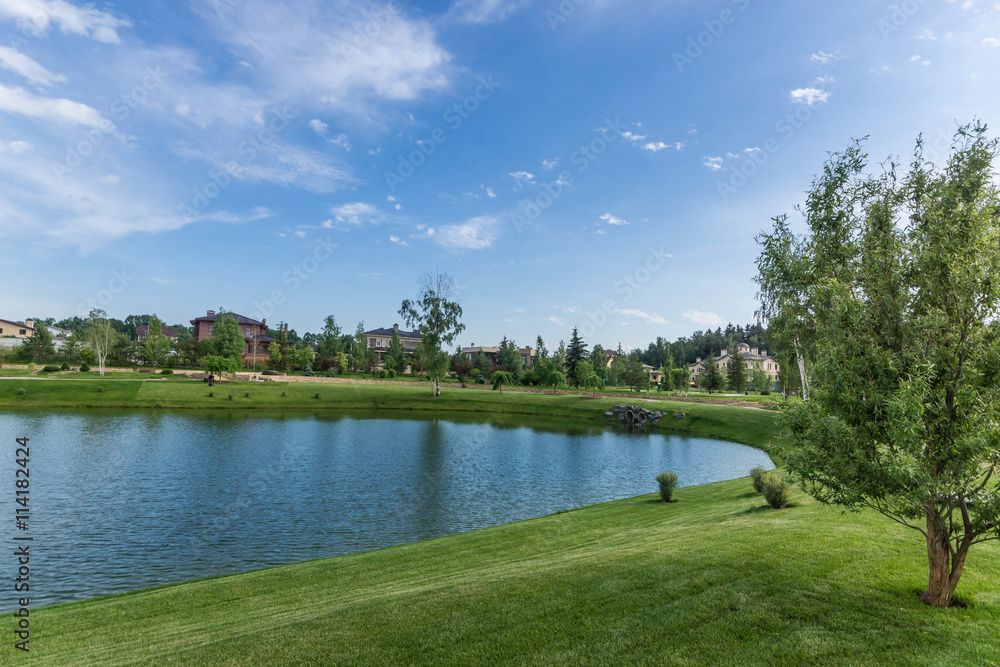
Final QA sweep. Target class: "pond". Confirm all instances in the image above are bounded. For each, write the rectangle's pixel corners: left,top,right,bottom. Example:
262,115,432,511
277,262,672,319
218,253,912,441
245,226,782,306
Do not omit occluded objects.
0,410,773,608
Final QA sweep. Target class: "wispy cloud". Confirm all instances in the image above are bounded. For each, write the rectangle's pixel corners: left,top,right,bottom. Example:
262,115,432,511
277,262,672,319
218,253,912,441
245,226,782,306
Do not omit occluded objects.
432,215,499,250
682,309,723,326
615,308,667,325
789,87,830,105
599,213,629,226
703,156,724,171
0,0,131,43
444,0,531,25
0,83,110,128
0,46,67,86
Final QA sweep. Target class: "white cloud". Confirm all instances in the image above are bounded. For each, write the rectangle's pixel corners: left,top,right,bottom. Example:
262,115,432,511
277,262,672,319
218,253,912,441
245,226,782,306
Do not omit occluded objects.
199,0,452,109
0,83,110,128
642,140,683,152
0,0,131,44
916,29,937,40
622,131,646,142
444,0,531,24
0,139,31,154
327,202,383,226
0,46,67,86
389,234,408,245
909,54,932,66
548,315,569,328
99,174,120,185
483,185,496,198
682,309,723,326
433,215,498,250
541,158,558,169
615,308,667,325
509,170,535,183
789,87,830,105
703,156,724,171
599,213,629,226
309,118,329,135
985,38,1000,47
809,50,843,63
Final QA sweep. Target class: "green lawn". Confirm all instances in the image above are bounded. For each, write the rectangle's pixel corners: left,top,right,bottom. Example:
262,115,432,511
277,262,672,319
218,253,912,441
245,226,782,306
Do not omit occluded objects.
13,475,1000,666
0,379,778,449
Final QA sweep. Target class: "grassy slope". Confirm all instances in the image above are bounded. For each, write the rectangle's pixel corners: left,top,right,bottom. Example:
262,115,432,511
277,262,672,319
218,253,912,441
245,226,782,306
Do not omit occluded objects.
17,477,1000,666
0,379,778,449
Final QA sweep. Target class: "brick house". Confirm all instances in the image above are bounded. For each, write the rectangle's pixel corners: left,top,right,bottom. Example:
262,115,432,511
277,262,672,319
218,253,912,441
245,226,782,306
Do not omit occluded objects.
190,310,276,366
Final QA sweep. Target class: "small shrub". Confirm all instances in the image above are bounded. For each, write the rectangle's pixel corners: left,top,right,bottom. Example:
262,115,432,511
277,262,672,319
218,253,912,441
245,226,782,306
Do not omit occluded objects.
750,466,767,493
476,374,487,384
60,362,70,371
302,365,315,377
655,470,679,502
244,392,250,398
79,363,90,373
376,369,388,379
160,369,173,375
325,370,335,378
16,388,26,396
97,387,104,393
387,369,396,378
314,393,320,399
281,391,286,397
762,473,791,509
42,365,61,373
208,392,214,397
228,394,233,400
760,389,771,396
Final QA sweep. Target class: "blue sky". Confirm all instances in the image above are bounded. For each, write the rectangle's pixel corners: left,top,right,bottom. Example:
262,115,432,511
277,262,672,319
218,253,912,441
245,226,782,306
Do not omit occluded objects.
1,0,998,351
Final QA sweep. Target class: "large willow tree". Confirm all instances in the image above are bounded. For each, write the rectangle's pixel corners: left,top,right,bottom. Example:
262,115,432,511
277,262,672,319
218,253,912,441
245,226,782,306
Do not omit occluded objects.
758,122,1000,608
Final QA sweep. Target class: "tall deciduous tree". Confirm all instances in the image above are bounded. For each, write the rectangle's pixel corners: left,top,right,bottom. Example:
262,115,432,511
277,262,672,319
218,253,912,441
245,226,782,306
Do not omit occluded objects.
764,123,1000,608
316,315,343,370
399,270,465,397
86,309,115,377
142,315,171,368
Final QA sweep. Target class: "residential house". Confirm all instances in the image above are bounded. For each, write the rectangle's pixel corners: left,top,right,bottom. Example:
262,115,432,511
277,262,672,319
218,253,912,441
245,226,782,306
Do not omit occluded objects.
190,310,275,366
462,344,537,369
136,324,178,343
689,342,780,381
364,324,422,366
0,318,35,350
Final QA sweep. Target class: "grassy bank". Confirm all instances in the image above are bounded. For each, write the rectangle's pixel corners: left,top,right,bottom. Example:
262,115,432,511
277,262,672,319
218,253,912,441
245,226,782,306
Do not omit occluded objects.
0,378,778,450
15,475,999,666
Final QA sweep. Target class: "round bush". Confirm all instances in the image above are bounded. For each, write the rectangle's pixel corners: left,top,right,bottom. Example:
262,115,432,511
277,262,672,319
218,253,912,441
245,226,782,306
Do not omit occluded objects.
387,369,396,378
749,466,767,493
60,362,70,371
42,365,61,373
160,369,173,375
655,470,679,502
79,364,90,373
762,472,791,509
302,365,315,377
376,369,388,379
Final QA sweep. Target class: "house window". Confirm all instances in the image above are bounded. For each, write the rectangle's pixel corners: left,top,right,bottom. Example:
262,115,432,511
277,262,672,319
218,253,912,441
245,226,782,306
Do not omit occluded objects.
246,328,252,336
20,329,26,335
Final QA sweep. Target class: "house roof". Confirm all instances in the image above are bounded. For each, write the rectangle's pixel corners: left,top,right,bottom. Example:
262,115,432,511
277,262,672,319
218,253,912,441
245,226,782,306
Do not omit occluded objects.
190,312,264,326
0,318,34,329
136,324,177,338
365,326,421,339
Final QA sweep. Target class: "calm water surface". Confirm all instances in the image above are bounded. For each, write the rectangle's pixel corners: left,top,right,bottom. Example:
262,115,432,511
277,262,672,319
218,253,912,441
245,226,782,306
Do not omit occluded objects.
0,410,773,608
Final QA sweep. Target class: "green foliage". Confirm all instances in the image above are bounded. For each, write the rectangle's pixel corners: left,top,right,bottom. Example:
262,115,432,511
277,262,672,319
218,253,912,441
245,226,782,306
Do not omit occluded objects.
763,122,1000,607
387,369,396,378
386,328,408,373
726,351,747,393
670,368,690,392
316,315,343,370
450,348,473,382
655,470,679,502
290,346,314,371
498,336,523,382
141,315,172,368
42,364,61,373
302,365,314,377
19,322,57,363
79,363,90,373
60,362,70,371
399,270,465,396
699,354,724,393
85,309,116,376
491,370,513,393
473,351,494,377
160,369,173,375
211,313,246,362
761,473,790,509
581,372,603,397
566,327,588,386
749,466,767,493
268,342,283,370
204,354,239,377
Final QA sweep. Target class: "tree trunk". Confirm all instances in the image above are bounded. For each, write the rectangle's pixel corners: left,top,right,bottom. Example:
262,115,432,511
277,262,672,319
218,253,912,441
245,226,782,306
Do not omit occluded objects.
794,338,807,402
434,378,440,397
920,508,970,608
